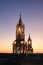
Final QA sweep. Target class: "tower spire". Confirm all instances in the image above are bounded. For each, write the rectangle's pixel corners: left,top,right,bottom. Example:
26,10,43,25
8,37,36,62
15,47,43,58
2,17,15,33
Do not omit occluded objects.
28,34,31,41
19,12,22,25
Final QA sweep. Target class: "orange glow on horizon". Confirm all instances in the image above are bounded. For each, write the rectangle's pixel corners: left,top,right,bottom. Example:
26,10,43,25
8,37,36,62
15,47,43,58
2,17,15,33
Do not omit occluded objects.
0,38,43,53
0,28,43,53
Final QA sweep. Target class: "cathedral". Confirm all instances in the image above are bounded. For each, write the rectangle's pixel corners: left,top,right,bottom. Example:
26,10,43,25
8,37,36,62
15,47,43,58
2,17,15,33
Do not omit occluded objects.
12,13,33,54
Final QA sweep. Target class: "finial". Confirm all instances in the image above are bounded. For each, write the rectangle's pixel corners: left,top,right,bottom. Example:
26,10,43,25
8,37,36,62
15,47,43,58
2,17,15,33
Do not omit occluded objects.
29,33,30,39
29,33,30,36
20,12,21,18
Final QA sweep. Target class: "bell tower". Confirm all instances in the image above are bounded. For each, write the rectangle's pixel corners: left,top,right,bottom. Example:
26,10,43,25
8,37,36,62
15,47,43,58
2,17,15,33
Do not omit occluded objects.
16,13,25,42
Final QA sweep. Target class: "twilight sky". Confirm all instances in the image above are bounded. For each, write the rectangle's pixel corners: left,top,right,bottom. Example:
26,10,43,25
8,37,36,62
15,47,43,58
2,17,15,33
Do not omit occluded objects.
0,0,43,53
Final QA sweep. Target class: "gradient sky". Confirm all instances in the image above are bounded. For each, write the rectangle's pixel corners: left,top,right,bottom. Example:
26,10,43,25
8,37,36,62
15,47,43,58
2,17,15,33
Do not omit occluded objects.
0,0,43,53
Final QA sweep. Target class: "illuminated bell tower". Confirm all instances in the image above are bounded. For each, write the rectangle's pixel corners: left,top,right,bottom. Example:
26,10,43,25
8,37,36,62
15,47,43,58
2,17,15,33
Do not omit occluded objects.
13,13,25,54
16,13,25,54
16,13,25,41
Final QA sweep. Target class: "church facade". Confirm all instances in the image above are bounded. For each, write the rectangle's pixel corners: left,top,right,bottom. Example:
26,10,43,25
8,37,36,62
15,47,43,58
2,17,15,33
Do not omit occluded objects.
12,14,33,54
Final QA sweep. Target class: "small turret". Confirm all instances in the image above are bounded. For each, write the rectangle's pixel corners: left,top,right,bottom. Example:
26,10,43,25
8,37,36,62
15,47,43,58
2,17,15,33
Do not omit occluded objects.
27,34,33,54
28,34,32,45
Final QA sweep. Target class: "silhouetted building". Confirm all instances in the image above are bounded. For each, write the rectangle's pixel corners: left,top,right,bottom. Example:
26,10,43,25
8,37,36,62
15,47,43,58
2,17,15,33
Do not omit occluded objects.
12,13,33,54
